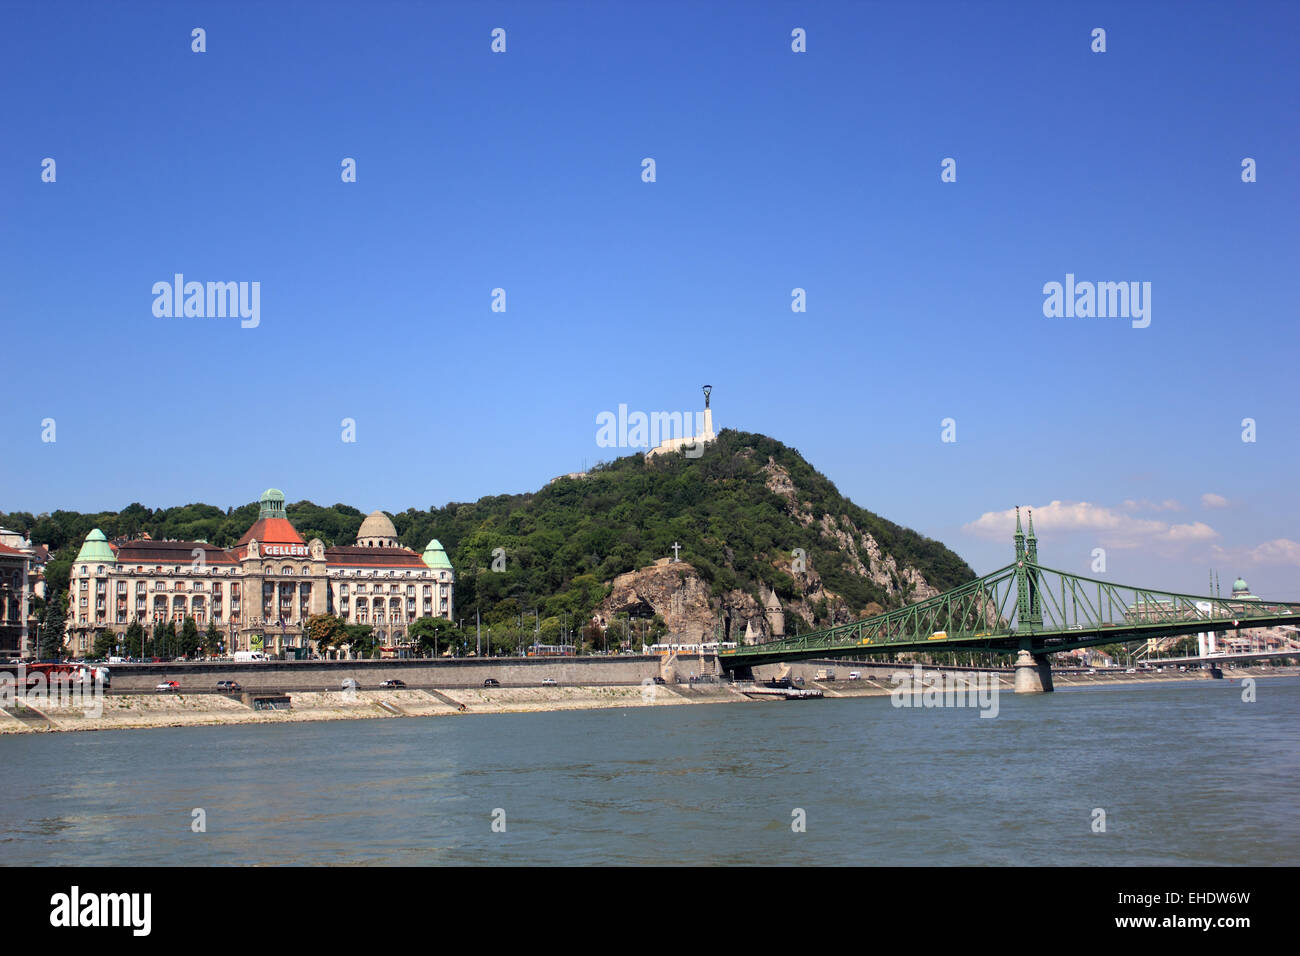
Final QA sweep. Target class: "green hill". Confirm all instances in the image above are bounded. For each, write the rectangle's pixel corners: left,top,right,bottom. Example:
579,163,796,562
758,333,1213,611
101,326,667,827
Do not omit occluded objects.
4,430,975,641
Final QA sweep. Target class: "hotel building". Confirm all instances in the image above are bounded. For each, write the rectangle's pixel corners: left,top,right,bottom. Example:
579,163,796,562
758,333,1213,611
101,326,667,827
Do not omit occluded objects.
65,488,453,658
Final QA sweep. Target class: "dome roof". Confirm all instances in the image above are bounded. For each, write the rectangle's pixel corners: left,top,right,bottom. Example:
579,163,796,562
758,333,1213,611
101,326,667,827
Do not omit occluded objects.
74,529,116,565
357,511,397,541
258,488,287,519
1232,577,1250,593
422,538,453,570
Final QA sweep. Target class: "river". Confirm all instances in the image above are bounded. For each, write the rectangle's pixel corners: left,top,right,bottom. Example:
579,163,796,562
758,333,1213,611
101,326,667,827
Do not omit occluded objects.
3,677,1296,865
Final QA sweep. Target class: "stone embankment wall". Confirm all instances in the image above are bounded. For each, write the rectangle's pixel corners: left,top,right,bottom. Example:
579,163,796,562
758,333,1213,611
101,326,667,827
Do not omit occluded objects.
101,656,667,692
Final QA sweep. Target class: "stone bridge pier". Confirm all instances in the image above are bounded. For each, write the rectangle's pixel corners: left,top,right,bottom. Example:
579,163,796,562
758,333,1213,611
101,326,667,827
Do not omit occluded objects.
1013,649,1054,693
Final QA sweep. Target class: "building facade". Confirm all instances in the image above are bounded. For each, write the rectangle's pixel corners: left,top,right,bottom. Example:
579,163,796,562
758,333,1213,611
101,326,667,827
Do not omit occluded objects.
0,527,49,658
0,542,31,658
64,489,453,659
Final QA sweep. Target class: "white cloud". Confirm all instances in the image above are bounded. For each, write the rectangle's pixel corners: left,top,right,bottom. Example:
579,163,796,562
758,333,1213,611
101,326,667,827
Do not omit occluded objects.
1201,493,1229,509
1122,498,1183,512
963,500,1218,551
1213,538,1300,567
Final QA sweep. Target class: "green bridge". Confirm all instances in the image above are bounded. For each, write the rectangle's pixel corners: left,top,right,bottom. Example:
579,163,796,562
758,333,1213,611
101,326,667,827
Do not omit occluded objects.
719,508,1300,691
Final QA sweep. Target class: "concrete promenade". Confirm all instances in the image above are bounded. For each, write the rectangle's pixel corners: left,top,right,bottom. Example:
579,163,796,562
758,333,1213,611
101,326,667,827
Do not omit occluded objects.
3,658,1292,735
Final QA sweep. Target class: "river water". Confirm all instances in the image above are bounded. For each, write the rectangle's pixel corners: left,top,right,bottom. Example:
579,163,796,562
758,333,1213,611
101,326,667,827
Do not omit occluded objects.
3,678,1297,865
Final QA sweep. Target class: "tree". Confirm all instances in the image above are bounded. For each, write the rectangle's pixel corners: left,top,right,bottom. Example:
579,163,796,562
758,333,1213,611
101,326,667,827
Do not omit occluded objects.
203,621,222,657
342,623,377,659
408,616,456,657
307,614,346,656
125,619,144,658
92,629,117,659
151,621,176,659
38,594,68,659
179,616,200,658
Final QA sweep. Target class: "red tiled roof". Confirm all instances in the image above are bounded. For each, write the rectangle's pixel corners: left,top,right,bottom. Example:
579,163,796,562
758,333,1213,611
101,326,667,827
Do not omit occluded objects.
325,546,427,568
236,517,305,547
0,542,26,556
114,540,238,565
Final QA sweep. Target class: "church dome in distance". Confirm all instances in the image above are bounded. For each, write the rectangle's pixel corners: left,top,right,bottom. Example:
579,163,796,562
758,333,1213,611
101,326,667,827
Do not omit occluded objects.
357,511,398,548
1231,577,1256,598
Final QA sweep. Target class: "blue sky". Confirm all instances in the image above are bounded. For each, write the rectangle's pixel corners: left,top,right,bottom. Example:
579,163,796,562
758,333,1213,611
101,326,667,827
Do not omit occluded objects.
2,1,1297,597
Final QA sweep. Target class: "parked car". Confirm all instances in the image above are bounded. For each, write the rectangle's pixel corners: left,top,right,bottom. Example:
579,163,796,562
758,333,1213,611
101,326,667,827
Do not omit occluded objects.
652,676,666,685
848,671,861,681
380,679,406,688
155,680,179,692
483,678,500,687
216,680,241,692
541,678,558,687
341,678,359,690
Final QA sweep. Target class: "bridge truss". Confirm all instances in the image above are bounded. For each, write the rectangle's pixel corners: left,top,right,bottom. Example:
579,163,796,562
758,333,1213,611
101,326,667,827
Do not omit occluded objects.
720,510,1300,670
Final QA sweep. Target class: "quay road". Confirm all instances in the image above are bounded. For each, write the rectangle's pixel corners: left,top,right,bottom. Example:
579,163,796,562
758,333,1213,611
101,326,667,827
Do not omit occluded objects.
80,654,1293,696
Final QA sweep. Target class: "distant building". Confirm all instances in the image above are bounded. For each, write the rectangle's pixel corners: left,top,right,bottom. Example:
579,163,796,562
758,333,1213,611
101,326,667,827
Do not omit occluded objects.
0,527,49,657
0,541,31,658
64,489,454,659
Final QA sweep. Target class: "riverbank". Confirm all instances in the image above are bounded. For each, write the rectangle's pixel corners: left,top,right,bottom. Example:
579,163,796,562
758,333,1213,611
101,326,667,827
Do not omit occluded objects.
2,667,1294,734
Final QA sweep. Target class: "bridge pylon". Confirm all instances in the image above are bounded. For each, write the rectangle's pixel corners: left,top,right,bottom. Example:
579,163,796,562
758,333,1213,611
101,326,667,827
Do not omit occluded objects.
1013,646,1054,693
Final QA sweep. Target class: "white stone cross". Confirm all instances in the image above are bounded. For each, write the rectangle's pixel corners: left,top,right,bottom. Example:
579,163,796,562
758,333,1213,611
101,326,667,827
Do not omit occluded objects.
671,542,681,562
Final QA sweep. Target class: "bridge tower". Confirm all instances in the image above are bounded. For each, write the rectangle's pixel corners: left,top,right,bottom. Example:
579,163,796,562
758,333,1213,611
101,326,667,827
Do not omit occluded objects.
1013,507,1053,693
1014,508,1029,623
1025,509,1043,628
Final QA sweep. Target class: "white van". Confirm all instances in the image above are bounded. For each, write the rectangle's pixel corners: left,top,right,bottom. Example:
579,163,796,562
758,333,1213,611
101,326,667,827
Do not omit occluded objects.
233,651,268,662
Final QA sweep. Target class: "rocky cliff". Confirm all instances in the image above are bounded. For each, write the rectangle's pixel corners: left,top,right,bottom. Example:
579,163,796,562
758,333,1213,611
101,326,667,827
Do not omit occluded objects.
589,437,970,644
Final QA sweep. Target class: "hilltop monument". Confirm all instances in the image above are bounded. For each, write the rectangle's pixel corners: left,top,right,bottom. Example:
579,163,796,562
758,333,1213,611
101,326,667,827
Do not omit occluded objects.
646,385,717,458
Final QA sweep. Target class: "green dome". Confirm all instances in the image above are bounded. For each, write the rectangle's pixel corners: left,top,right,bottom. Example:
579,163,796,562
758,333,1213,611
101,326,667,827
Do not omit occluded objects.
422,539,453,571
1232,577,1249,593
258,488,287,519
74,529,116,565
